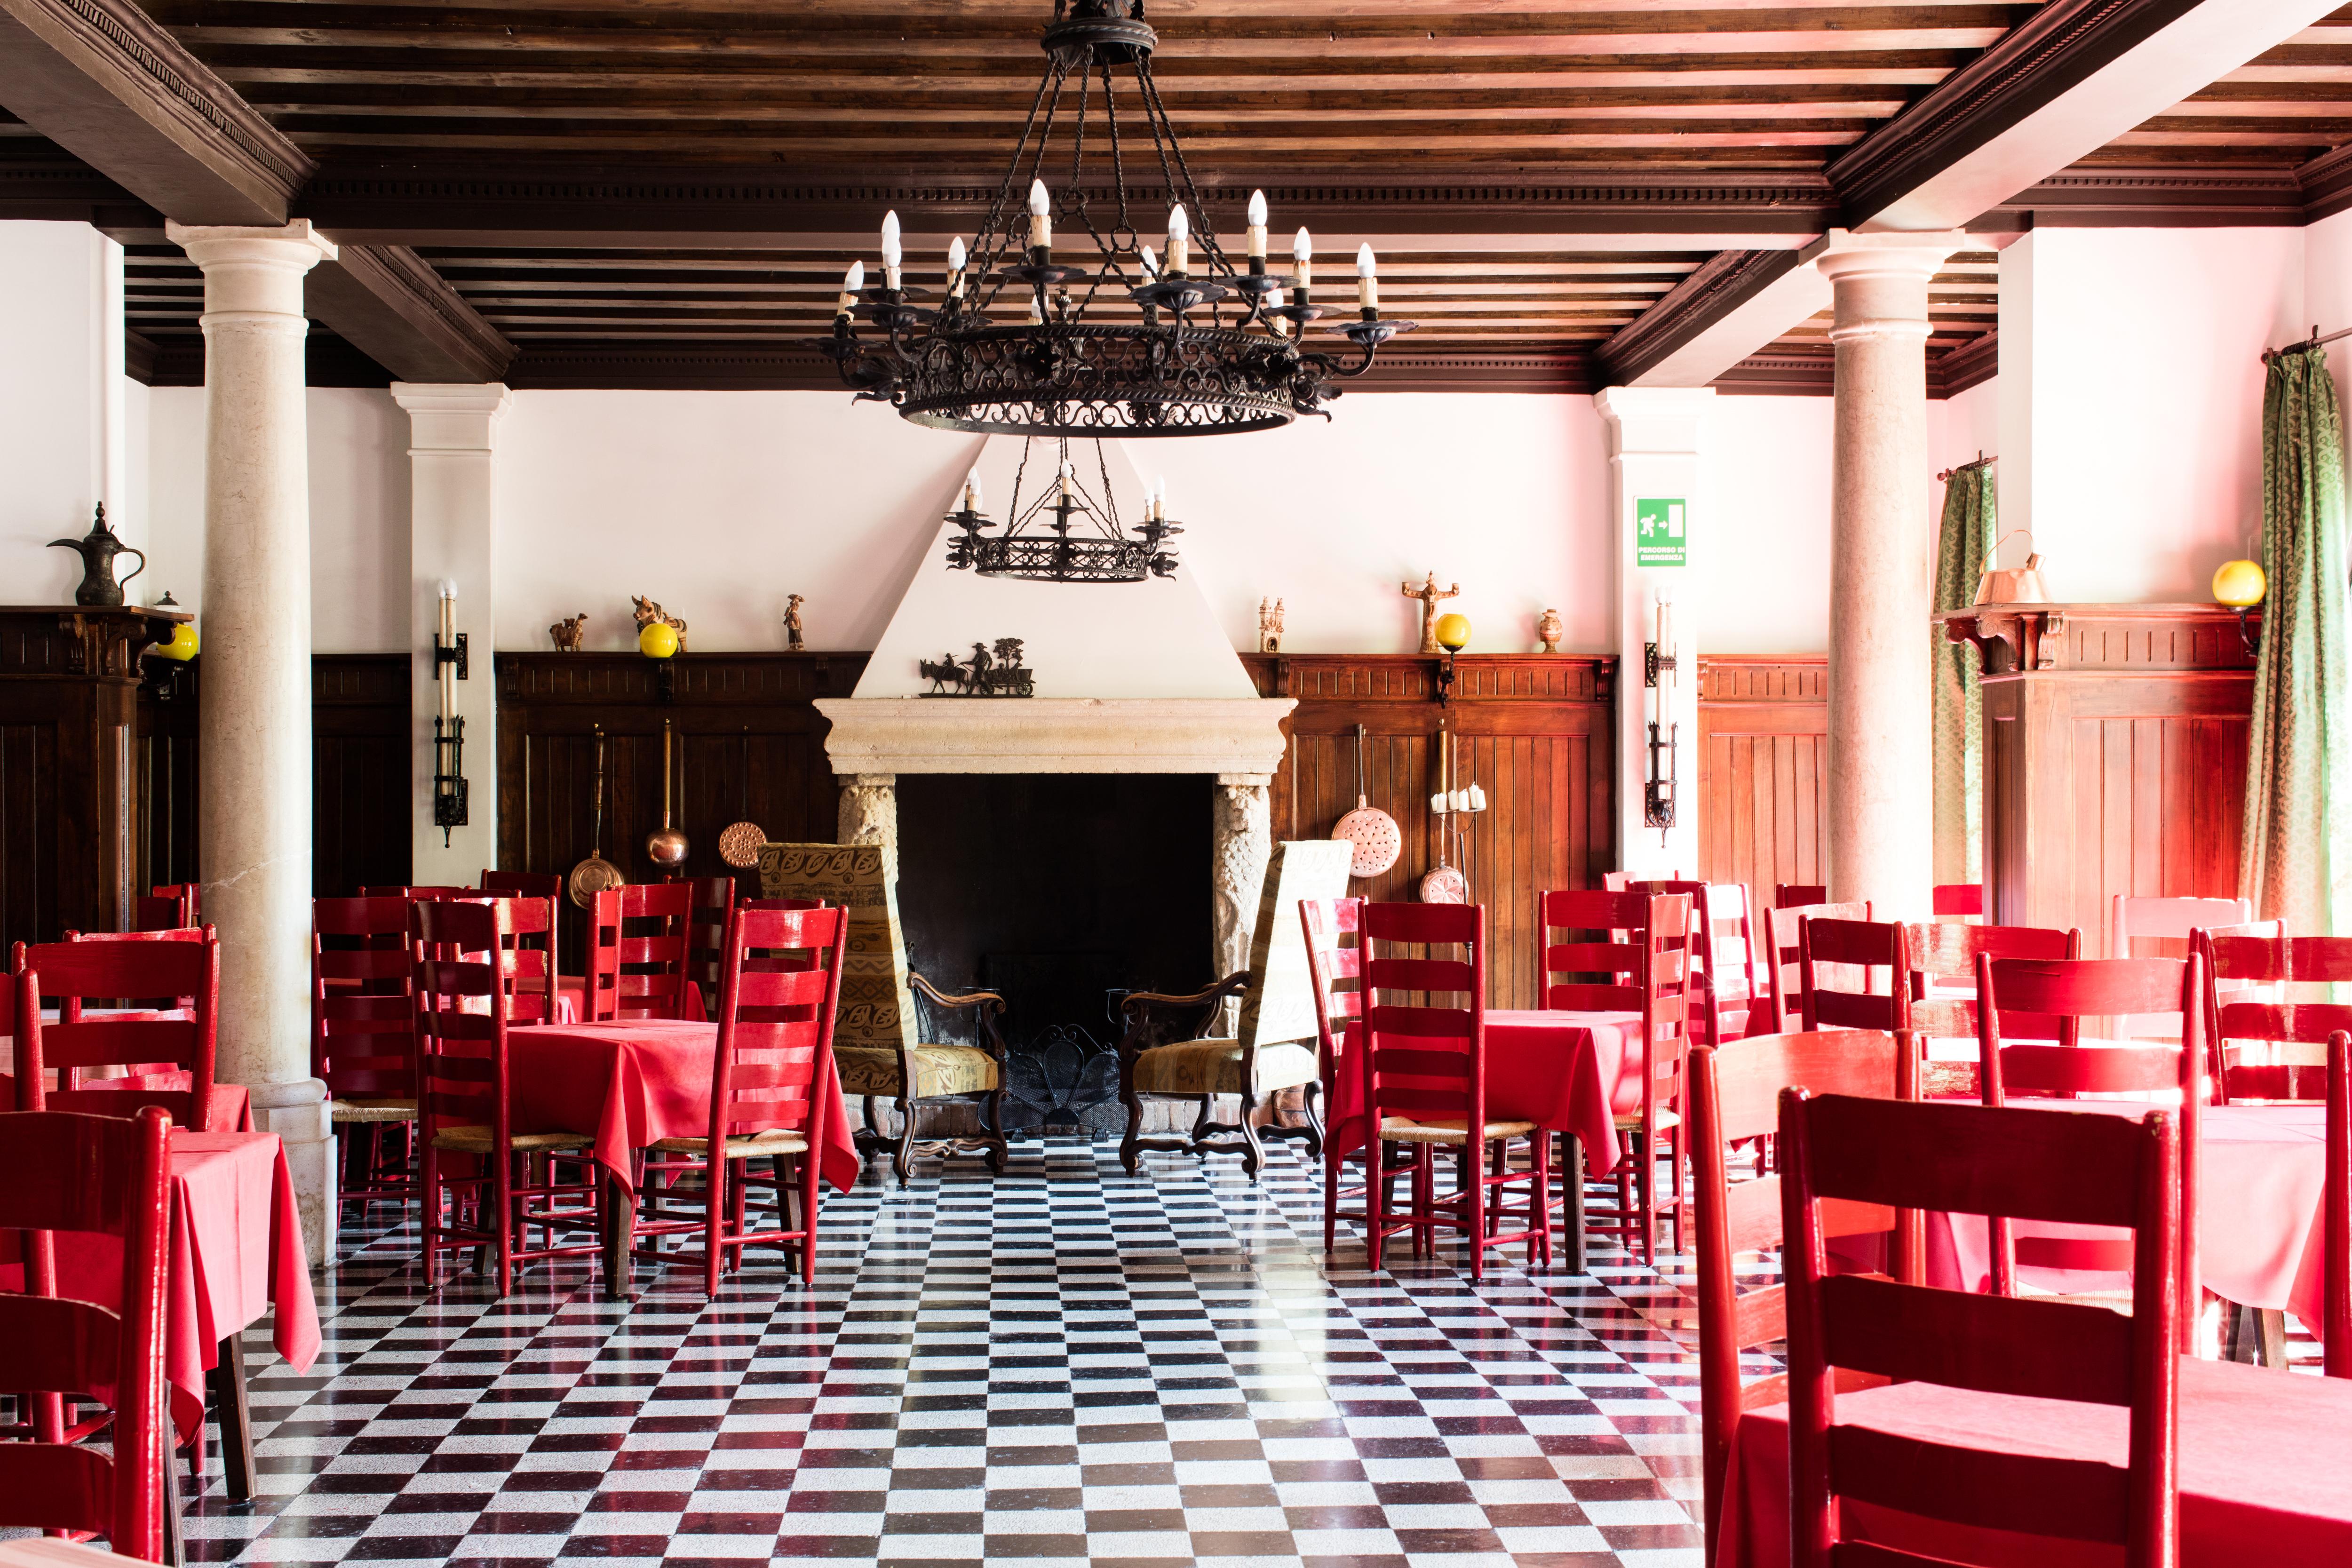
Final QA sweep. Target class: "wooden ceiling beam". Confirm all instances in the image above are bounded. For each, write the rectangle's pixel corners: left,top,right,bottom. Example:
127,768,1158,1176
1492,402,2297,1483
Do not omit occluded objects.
0,0,512,381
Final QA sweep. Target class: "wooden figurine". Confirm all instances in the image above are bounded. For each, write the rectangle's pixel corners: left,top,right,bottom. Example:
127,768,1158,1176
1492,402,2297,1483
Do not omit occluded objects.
549,613,588,652
1536,606,1564,654
1257,596,1285,654
783,593,805,652
1401,572,1461,654
629,596,688,653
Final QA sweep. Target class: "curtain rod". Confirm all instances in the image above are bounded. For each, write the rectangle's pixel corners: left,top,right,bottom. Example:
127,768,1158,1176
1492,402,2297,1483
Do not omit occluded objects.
2264,324,2352,362
1936,451,1992,482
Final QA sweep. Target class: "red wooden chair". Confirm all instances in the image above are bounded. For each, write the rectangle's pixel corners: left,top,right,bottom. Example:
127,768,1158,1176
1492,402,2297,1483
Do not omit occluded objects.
480,869,564,988
10,934,221,1131
2329,1031,2350,1380
1773,883,1827,908
412,898,602,1295
2194,926,2345,1105
314,895,422,1218
684,874,738,1010
631,903,846,1290
1302,896,1413,1254
133,884,196,932
2110,893,2249,1038
1780,1089,2181,1568
1931,882,1984,918
364,885,473,899
1686,1029,1919,1560
586,883,695,1020
1626,879,1754,1048
1757,901,1869,1034
1797,916,1910,1032
0,1106,172,1562
1976,953,2203,1346
1543,889,1695,1264
1358,900,1549,1280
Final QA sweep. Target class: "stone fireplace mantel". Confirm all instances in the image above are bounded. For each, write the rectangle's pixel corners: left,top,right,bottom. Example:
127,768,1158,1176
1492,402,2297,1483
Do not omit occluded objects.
813,696,1296,781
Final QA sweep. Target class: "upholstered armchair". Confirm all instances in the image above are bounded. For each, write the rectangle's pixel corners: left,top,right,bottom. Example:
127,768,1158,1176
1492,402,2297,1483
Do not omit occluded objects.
834,971,1009,1179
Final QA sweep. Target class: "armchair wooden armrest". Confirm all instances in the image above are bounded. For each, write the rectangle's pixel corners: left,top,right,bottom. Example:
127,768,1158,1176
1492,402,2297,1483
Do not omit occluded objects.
907,971,1009,1061
1119,971,1249,1055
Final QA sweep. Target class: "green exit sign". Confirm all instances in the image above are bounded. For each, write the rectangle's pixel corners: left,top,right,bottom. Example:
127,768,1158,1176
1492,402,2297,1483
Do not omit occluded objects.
1636,498,1687,567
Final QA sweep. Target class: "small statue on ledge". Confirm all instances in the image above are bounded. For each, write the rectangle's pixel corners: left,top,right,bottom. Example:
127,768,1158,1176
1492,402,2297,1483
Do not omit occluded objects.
919,637,1035,698
1401,571,1461,655
783,593,805,652
1258,596,1285,654
630,596,688,653
1536,607,1564,654
549,613,588,652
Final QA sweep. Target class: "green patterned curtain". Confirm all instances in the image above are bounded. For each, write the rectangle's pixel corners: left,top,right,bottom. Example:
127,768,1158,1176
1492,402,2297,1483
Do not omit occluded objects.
1932,463,1994,888
2243,346,2352,935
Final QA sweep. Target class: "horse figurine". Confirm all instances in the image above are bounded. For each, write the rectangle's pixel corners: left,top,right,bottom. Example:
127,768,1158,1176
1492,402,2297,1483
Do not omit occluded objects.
919,653,962,694
549,613,588,652
629,596,688,652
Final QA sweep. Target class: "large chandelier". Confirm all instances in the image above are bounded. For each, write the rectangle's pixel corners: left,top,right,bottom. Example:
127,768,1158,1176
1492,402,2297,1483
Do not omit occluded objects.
816,0,1414,439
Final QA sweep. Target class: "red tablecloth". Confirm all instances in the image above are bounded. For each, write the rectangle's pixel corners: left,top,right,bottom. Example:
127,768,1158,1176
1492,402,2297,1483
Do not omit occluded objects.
5,1130,322,1472
504,1020,857,1195
1924,1100,2328,1324
1324,1009,1641,1178
1719,1356,2352,1568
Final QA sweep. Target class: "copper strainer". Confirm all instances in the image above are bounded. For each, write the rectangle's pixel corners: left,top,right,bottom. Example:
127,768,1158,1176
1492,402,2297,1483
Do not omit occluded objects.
1331,723,1401,878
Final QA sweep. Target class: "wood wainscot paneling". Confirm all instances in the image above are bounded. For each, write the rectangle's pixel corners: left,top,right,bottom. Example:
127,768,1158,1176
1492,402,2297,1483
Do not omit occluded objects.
1939,604,2255,952
134,654,416,901
1242,653,1615,1011
1694,656,1828,920
496,652,867,965
0,606,178,955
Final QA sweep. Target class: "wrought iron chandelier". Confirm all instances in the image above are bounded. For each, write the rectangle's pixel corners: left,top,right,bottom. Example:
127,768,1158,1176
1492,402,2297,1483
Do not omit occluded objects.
945,438,1180,583
816,0,1415,440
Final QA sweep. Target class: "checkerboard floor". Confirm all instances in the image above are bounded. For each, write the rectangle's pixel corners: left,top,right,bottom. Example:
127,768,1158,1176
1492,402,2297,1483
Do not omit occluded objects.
184,1138,1717,1568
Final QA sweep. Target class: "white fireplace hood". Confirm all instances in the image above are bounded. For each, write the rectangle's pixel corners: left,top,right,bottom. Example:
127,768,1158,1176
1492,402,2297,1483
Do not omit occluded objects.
820,434,1293,780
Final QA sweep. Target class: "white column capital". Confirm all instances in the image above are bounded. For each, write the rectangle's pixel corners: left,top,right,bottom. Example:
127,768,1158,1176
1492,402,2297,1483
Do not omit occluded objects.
1802,228,1968,281
392,382,513,451
1594,385,1714,455
166,220,337,322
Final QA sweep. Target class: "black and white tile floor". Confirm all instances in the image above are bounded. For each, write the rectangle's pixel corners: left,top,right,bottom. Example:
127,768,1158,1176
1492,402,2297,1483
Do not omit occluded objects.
185,1143,1727,1568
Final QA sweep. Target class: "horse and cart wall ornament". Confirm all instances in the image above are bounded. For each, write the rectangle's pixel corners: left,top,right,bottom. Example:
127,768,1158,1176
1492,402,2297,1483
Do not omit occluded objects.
921,638,1036,698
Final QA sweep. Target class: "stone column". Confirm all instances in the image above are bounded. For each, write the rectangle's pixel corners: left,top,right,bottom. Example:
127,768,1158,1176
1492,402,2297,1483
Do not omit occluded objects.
1212,778,1271,1034
391,383,510,884
1593,386,1711,880
1806,229,1965,919
168,219,339,1264
838,775,897,848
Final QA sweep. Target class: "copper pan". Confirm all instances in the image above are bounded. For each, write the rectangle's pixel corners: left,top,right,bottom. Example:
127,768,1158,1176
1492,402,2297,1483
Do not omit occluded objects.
568,726,625,908
1331,723,1402,878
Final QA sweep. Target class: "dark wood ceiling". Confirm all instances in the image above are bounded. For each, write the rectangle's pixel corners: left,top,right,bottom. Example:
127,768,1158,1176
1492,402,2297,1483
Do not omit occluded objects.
43,2,2352,388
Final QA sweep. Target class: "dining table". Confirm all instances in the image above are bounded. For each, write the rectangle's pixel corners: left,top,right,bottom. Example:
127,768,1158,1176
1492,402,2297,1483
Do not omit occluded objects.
501,1018,858,1295
1322,1008,1643,1270
1717,1354,2352,1567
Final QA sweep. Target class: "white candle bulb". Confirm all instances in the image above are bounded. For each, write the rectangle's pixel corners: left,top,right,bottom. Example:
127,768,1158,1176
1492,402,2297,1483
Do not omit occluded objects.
946,235,966,298
1026,290,1043,325
1167,203,1190,274
836,259,863,314
880,210,901,268
1245,188,1268,259
1027,179,1052,250
963,473,981,512
1356,242,1378,310
1139,244,1159,279
437,579,457,602
1156,476,1169,521
1293,226,1313,291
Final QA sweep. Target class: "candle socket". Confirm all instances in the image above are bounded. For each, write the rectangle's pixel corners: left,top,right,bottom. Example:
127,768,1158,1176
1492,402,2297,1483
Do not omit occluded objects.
1028,242,1051,267
1248,255,1266,277
1359,304,1381,323
883,265,902,291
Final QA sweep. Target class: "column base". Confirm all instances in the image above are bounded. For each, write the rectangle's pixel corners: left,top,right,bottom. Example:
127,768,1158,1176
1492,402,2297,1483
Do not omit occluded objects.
249,1077,337,1267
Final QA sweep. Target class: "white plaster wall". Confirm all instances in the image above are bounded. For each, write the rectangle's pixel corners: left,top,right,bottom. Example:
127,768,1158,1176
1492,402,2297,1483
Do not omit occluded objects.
143,385,411,652
2303,207,2352,470
1696,395,1836,653
0,222,124,602
2002,227,2302,599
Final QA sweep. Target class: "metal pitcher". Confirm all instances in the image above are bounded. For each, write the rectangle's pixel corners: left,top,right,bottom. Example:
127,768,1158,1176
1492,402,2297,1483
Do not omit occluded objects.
48,504,146,606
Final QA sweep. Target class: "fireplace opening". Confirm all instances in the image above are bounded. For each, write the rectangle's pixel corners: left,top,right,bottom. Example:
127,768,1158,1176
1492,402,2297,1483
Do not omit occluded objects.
894,772,1212,1133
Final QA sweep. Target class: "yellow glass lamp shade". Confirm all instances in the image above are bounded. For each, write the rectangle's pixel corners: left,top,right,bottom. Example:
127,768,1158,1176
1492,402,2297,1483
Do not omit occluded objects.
1433,612,1472,652
155,622,199,661
637,621,680,659
2213,558,2266,608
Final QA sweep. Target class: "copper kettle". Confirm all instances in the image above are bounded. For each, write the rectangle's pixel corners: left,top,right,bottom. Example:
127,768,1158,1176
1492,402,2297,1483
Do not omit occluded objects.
48,504,146,607
1973,528,2050,605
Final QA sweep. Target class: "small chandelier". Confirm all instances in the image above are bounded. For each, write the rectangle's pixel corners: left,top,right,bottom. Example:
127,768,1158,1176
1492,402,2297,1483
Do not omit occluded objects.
946,438,1179,583
816,0,1414,439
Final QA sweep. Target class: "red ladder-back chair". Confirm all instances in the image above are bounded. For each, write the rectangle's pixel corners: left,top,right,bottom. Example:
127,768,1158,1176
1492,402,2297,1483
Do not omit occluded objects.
1626,880,1754,1048
1780,1090,2181,1568
1977,953,2203,1347
1543,889,1694,1264
313,895,424,1217
585,883,695,1020
0,1106,172,1563
1358,900,1549,1280
10,934,221,1131
1797,916,1911,1032
1686,1029,1920,1560
631,903,846,1290
2194,926,2346,1104
1773,883,1827,908
1302,896,1413,1255
684,875,739,1010
1758,901,1869,1035
412,898,601,1295
132,884,196,932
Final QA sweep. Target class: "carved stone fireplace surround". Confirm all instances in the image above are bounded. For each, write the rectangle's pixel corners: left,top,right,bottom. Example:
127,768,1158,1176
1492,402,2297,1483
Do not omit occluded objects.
814,696,1297,987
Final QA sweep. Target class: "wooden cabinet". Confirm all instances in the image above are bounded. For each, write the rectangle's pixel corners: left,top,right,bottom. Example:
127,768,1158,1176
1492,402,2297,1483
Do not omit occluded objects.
1937,603,2257,952
1694,656,1828,921
0,605,183,954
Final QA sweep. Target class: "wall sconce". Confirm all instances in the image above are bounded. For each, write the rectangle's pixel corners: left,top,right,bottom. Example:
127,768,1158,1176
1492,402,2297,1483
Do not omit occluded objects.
1644,591,1678,844
1434,612,1471,704
433,578,469,846
639,616,679,703
142,590,198,702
